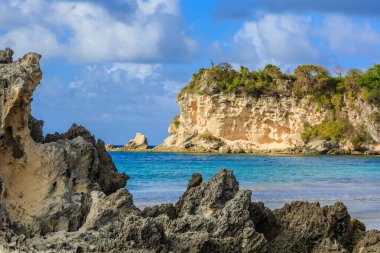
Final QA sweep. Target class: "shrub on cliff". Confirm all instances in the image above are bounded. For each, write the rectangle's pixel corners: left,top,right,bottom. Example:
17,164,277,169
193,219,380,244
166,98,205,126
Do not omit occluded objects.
302,120,372,149
199,132,225,146
172,115,180,128
359,64,380,106
301,119,353,143
293,65,331,95
179,63,379,111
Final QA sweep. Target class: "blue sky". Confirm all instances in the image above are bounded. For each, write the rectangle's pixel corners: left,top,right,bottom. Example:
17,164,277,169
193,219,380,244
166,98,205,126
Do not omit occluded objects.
1,0,379,145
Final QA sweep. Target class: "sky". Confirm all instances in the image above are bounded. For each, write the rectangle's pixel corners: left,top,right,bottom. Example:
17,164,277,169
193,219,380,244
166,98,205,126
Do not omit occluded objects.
1,0,380,145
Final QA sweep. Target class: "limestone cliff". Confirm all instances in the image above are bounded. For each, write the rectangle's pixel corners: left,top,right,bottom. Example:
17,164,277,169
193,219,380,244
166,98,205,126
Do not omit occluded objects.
160,65,380,154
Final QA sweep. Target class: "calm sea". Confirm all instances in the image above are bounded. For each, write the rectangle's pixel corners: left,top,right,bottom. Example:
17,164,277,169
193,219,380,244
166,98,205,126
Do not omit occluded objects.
109,152,380,230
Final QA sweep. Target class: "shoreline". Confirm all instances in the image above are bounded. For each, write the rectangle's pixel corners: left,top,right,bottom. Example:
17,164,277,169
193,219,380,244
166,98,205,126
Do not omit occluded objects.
107,146,380,156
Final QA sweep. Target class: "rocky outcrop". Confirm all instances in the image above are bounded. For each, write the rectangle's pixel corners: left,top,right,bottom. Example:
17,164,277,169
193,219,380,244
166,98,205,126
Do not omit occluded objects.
0,50,127,236
4,169,378,253
0,48,13,63
159,71,380,154
1,50,379,252
111,132,149,151
105,144,114,151
126,132,148,149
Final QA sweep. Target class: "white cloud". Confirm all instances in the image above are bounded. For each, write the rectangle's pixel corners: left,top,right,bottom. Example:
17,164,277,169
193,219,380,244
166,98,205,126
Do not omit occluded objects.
137,0,179,15
32,61,185,144
322,15,380,56
228,14,320,68
107,63,161,80
214,13,380,70
0,25,64,58
0,0,196,63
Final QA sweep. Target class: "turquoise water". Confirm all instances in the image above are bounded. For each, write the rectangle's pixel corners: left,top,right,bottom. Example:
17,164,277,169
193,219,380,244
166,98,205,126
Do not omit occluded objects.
110,152,380,230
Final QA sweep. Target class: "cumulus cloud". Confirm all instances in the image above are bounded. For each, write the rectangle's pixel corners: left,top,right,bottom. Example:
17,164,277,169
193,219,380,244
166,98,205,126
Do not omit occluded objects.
233,15,319,67
0,0,196,63
212,13,380,70
215,0,380,19
32,62,185,144
321,15,380,57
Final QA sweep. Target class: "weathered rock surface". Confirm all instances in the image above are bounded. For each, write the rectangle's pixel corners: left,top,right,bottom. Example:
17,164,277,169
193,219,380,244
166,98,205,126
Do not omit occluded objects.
4,169,378,253
0,50,127,237
159,74,380,154
126,132,148,149
0,48,13,63
1,50,379,252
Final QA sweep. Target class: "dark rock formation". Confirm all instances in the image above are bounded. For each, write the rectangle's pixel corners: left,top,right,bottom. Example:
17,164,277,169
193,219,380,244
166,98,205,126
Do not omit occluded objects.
28,114,44,143
353,230,380,253
0,48,13,63
0,49,379,252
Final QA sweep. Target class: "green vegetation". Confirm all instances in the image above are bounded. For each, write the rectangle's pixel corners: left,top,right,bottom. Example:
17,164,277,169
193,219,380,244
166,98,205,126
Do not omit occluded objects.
179,63,380,110
169,115,181,135
199,132,225,146
180,63,292,98
172,115,180,129
359,64,380,106
301,119,372,149
351,218,366,231
301,119,352,142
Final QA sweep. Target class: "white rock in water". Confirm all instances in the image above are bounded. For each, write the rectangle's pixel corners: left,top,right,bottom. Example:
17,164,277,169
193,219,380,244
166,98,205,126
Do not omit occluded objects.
125,132,148,149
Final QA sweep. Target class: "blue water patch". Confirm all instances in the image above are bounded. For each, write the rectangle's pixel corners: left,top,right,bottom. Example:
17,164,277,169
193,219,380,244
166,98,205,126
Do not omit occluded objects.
109,152,380,229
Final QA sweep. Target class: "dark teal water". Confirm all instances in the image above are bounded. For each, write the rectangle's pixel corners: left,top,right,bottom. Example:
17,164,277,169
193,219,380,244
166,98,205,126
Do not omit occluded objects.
110,152,380,229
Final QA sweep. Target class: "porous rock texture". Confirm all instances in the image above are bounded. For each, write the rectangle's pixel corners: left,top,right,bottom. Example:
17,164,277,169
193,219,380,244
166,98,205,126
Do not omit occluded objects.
159,76,380,154
0,50,127,237
0,50,379,252
5,169,378,253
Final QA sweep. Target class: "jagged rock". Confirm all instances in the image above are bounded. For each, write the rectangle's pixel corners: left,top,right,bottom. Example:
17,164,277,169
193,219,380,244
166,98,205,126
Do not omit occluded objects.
142,203,176,219
0,48,13,63
186,172,202,190
175,169,239,217
124,132,148,150
45,123,128,195
269,201,360,252
353,230,380,253
28,114,44,143
83,188,140,230
249,202,277,239
0,50,127,236
2,169,377,253
105,144,114,150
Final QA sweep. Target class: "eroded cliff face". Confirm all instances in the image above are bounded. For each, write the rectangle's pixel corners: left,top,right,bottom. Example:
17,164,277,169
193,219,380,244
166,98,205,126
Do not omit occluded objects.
0,51,127,235
161,86,380,154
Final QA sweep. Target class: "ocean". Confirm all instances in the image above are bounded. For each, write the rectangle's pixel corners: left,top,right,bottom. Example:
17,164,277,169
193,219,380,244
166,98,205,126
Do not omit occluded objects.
109,152,380,230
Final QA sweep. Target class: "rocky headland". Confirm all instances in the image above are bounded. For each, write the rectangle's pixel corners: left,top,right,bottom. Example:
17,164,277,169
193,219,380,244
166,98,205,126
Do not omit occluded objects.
1,50,380,252
109,133,149,151
159,64,380,155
